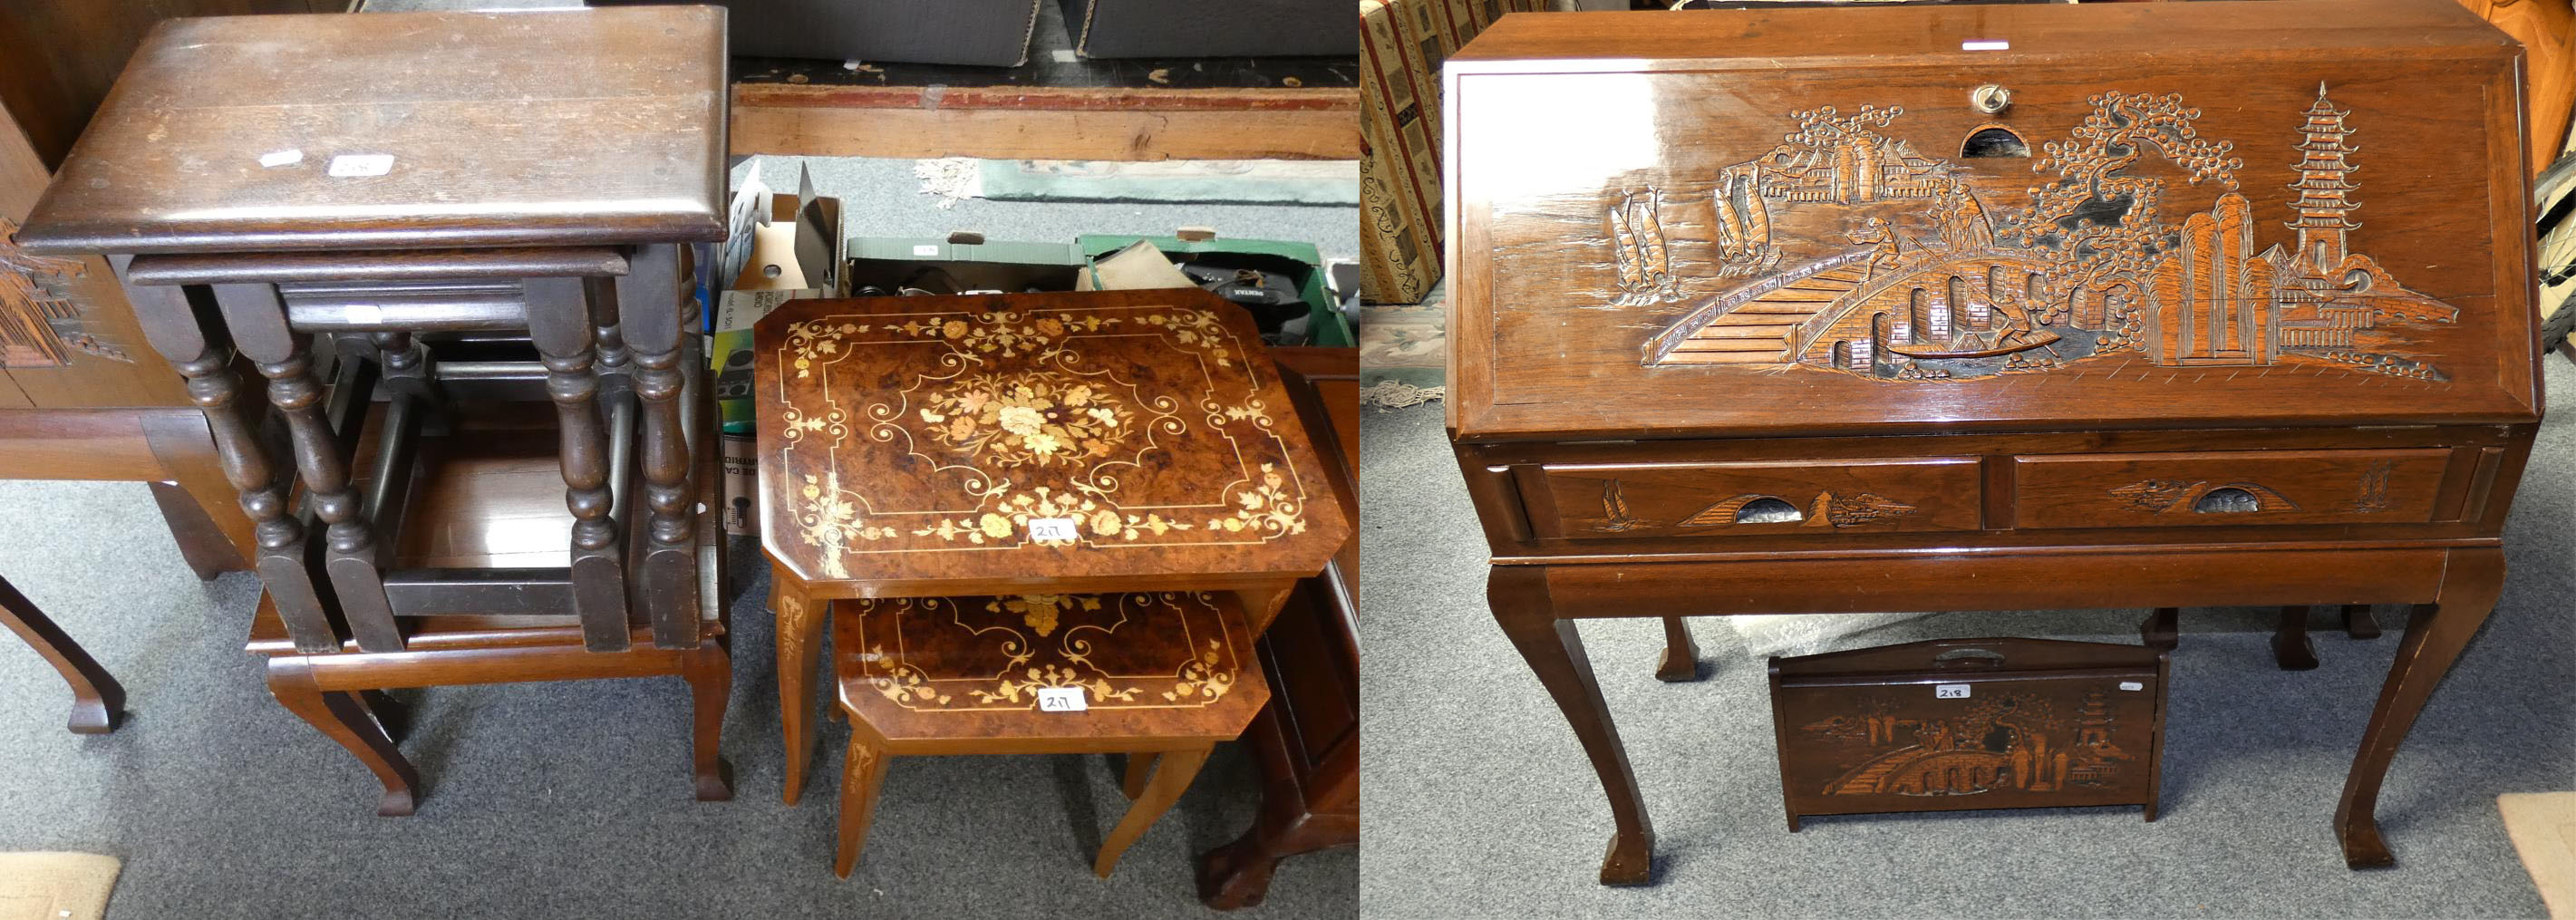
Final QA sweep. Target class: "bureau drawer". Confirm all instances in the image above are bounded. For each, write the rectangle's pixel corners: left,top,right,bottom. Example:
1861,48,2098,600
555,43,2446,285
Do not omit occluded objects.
1527,458,1982,539
2009,450,2454,529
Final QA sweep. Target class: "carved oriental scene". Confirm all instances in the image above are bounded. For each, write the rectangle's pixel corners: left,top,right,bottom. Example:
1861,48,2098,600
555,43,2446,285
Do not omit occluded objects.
1467,72,2522,432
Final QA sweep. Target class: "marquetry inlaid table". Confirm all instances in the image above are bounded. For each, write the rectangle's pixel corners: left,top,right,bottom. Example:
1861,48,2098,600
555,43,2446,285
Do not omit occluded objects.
1447,0,2539,884
828,591,1268,877
754,287,1351,813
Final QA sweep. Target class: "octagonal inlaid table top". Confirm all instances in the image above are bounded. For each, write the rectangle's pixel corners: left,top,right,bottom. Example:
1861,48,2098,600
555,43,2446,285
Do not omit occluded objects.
832,592,1269,746
752,288,1351,596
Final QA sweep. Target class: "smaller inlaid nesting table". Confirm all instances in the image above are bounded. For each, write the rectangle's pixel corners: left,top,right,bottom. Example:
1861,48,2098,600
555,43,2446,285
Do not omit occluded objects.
753,287,1350,874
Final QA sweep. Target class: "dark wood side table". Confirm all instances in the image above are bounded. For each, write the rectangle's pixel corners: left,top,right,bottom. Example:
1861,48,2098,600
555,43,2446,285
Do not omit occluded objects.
753,287,1351,803
1197,347,1360,909
1446,0,2539,882
15,5,736,812
0,574,126,734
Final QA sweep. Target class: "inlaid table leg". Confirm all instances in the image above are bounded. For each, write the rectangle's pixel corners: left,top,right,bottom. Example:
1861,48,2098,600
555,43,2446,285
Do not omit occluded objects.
773,567,826,804
2334,547,2504,868
2274,606,2321,671
1235,581,1298,635
1122,752,1161,800
834,733,891,877
0,576,124,734
2341,604,2382,639
1095,744,1214,878
1489,566,1655,886
1654,615,1701,682
682,638,735,801
266,657,418,817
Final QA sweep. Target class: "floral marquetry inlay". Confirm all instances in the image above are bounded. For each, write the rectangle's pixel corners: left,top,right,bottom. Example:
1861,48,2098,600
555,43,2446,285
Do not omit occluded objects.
842,593,1259,717
756,290,1346,586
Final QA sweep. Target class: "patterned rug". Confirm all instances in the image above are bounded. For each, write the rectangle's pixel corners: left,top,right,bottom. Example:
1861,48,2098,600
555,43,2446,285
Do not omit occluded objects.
1359,281,1446,409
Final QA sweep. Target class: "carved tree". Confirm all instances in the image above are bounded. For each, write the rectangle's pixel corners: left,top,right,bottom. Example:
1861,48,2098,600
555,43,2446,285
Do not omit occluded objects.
1995,92,2245,328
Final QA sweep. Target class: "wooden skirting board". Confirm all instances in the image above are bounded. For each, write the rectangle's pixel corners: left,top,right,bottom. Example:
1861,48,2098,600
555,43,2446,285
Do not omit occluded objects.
730,83,1359,161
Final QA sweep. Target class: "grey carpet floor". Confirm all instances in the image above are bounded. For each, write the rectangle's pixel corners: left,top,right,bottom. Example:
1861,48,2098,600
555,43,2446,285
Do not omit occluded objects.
0,488,1351,919
0,160,1354,917
1355,358,2576,919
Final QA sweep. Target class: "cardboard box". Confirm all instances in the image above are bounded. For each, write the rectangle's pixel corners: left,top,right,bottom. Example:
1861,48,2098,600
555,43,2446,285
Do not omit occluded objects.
1058,0,1356,58
1076,232,1353,346
1360,0,1448,304
593,0,1044,66
846,234,1088,295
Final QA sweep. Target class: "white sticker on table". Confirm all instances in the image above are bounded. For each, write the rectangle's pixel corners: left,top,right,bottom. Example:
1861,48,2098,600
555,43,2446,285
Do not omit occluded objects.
1027,518,1080,542
1036,686,1087,712
912,244,941,257
257,149,304,168
1934,683,1971,699
328,154,395,178
2118,681,2144,692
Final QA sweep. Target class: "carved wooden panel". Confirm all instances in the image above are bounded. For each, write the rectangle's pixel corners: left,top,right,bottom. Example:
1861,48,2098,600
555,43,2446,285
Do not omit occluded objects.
832,591,1269,743
2010,449,2454,529
1529,458,1981,539
755,288,1349,590
1770,637,2165,824
1448,18,2534,441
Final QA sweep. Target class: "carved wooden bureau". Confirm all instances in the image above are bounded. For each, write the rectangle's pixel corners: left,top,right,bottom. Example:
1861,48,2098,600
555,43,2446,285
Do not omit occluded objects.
1445,0,2540,883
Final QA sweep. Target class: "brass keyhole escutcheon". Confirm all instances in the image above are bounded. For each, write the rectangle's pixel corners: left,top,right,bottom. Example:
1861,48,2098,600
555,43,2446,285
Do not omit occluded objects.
1971,83,2013,114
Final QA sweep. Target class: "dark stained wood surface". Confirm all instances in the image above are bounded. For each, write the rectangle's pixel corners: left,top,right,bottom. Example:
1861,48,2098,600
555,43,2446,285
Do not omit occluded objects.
125,247,629,286
1444,0,2535,441
0,0,336,172
754,288,1351,593
0,573,127,734
1768,637,2168,827
15,7,730,255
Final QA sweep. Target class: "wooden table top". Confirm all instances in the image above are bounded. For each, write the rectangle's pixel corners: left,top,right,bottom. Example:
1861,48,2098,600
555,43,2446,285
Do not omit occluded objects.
16,6,728,256
832,592,1268,745
753,288,1350,594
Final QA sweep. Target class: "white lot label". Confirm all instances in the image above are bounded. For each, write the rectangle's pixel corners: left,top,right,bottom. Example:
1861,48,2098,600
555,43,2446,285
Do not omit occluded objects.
912,244,941,257
1036,687,1087,712
328,154,395,177
1962,39,2009,51
2118,681,2145,692
257,149,304,168
1934,683,1971,699
1027,518,1080,542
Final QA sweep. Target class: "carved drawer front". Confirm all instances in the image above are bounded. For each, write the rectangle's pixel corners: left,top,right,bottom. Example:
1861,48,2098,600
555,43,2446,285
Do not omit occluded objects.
1531,458,1982,539
2010,449,2454,529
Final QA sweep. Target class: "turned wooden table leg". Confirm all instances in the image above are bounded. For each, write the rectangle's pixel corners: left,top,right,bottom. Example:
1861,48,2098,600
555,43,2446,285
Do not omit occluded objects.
2334,547,2504,868
266,658,418,817
1654,615,1700,682
0,576,124,734
773,566,826,804
1490,566,1655,886
2274,605,2321,671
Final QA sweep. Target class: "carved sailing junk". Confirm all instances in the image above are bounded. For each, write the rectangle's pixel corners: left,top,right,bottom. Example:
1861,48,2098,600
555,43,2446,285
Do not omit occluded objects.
1641,89,2460,382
